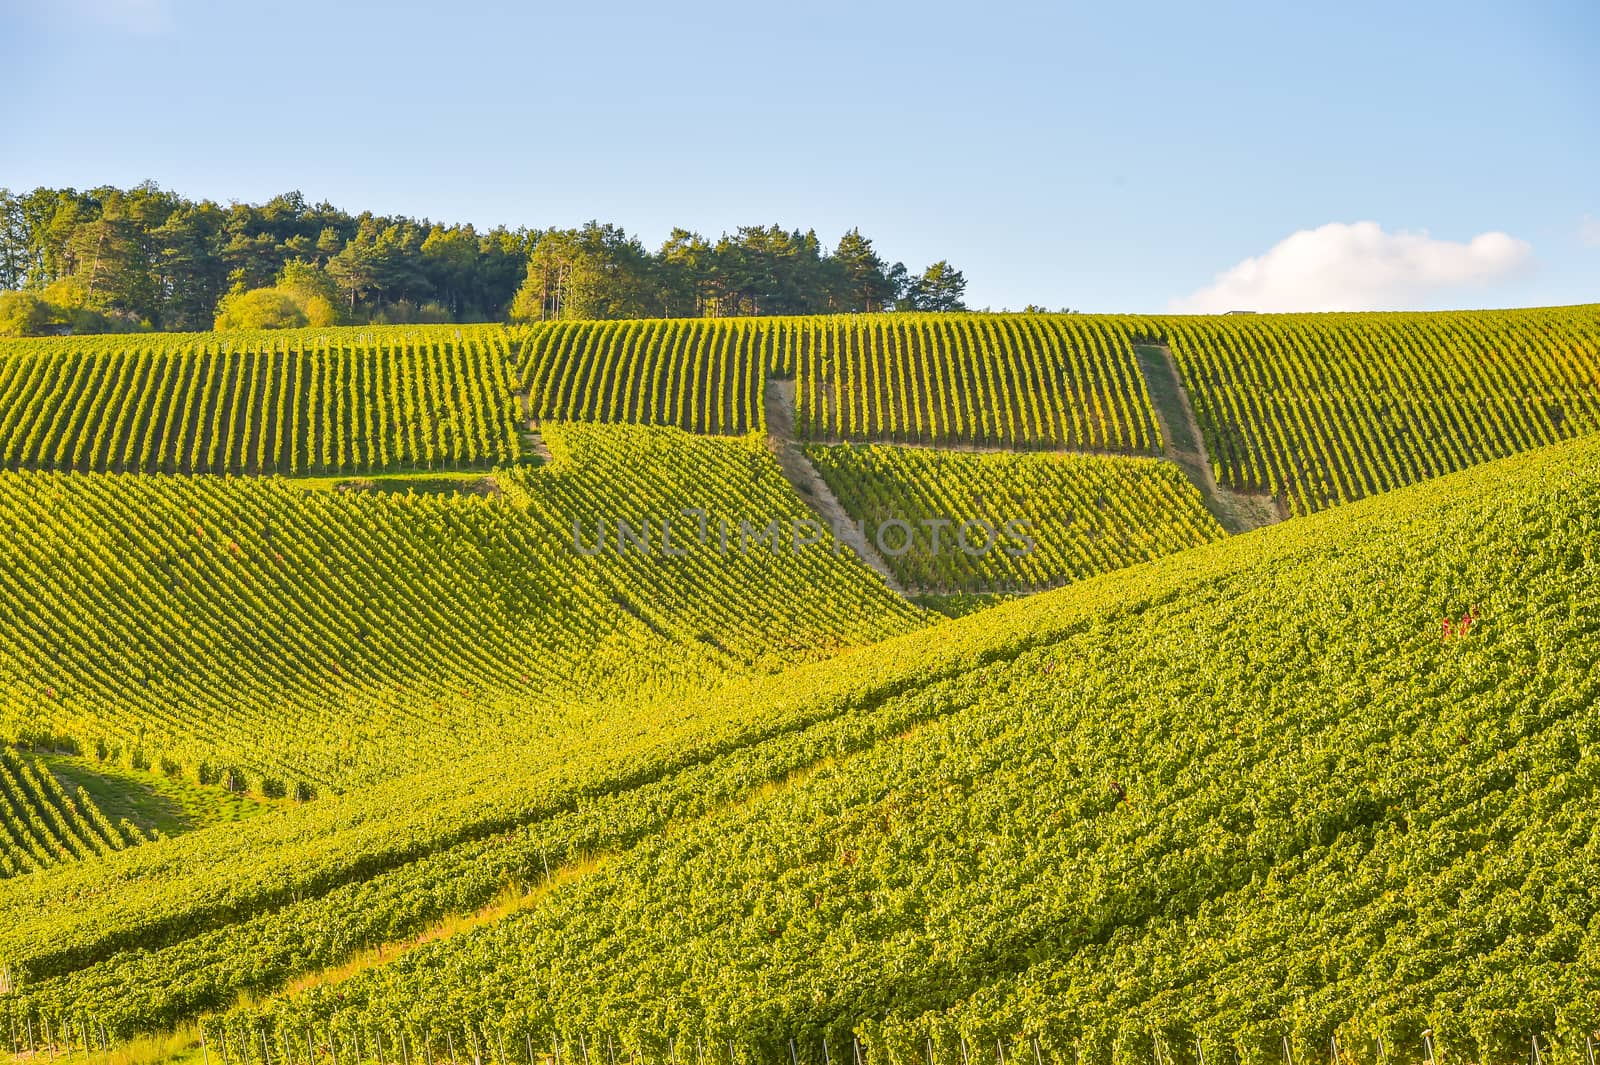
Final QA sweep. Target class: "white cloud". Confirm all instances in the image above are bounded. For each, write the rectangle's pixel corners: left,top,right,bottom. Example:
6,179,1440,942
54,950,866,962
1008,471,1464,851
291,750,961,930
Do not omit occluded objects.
1170,221,1534,314
1581,214,1600,248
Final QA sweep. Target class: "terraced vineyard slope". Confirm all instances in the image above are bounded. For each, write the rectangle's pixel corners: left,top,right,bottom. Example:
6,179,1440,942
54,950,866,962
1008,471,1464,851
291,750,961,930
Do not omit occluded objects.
1158,304,1600,514
0,747,146,878
0,325,522,474
0,424,920,795
804,444,1223,592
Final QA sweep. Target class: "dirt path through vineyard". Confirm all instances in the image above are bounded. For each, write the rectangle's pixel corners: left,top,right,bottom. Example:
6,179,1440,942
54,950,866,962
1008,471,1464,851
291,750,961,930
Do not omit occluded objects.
1133,343,1282,534
763,378,906,594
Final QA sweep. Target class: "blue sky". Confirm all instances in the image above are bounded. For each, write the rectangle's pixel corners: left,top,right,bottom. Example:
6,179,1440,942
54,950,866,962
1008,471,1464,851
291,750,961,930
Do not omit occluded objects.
4,0,1596,312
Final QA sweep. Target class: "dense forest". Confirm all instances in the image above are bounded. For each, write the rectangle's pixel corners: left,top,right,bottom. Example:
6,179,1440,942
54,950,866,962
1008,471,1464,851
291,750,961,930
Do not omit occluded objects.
0,184,967,336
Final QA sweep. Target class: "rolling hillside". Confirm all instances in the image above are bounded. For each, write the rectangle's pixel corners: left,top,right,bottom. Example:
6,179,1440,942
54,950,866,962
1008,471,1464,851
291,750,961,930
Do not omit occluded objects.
0,306,1596,1064
2,431,1594,1061
234,430,1600,1062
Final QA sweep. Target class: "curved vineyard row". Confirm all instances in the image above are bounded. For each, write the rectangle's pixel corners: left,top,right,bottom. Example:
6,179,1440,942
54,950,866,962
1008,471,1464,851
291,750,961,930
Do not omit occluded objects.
795,314,1161,451
1157,304,1600,515
0,325,522,474
0,747,145,879
517,318,779,435
804,445,1222,593
177,430,1599,1065
515,315,1162,451
0,424,920,795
